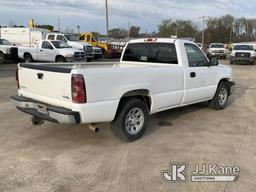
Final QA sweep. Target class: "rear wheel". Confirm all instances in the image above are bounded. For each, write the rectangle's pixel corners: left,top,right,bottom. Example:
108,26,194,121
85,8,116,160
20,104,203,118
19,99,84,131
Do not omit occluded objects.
209,82,229,110
111,98,149,142
0,52,5,64
24,53,33,63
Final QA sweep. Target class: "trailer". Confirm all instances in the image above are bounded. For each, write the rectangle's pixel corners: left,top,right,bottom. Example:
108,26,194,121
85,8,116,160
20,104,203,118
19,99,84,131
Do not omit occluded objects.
0,27,48,47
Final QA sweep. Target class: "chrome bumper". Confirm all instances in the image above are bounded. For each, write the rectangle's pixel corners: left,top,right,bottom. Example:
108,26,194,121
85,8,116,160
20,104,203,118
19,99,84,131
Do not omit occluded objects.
10,95,80,124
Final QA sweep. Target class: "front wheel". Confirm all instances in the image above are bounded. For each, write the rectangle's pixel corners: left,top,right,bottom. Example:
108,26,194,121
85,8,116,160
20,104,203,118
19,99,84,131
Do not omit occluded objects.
111,98,149,142
56,56,66,62
0,52,5,64
209,82,230,110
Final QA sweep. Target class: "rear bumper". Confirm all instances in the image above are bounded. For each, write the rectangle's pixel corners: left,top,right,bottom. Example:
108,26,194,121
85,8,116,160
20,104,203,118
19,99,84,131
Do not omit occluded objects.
10,95,80,124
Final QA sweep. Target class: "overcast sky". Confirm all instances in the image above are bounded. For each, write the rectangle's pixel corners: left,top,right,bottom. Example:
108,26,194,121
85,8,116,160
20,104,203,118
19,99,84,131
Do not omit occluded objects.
0,0,256,34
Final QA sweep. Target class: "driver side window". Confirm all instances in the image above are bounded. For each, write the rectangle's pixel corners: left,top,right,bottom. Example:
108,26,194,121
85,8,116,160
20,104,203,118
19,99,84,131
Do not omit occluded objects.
57,35,67,42
185,43,208,67
41,41,53,50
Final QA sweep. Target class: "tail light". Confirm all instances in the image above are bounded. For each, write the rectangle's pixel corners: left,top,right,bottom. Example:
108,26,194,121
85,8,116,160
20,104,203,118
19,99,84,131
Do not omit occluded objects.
72,74,86,103
16,67,20,89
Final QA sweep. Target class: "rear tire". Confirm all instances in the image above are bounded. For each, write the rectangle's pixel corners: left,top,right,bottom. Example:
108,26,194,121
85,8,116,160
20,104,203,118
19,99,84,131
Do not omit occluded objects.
0,52,5,64
24,53,33,63
209,82,229,110
111,98,149,142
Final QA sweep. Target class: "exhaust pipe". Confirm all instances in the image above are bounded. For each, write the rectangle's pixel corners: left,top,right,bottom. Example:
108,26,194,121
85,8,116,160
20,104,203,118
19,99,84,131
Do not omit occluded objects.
89,124,99,132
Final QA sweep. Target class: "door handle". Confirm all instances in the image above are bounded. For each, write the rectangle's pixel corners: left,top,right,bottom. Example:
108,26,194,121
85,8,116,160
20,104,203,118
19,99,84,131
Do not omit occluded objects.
190,72,196,78
40,50,43,52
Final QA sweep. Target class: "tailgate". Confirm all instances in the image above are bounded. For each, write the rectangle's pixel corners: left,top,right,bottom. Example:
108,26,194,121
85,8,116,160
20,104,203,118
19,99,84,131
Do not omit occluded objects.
18,63,72,108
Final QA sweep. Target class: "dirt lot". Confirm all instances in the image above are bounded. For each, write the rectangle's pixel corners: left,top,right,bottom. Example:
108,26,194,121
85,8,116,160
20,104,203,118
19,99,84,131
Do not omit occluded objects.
0,61,256,192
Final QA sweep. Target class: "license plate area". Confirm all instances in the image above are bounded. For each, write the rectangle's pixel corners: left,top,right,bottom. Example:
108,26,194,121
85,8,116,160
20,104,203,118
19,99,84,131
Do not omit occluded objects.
37,103,48,114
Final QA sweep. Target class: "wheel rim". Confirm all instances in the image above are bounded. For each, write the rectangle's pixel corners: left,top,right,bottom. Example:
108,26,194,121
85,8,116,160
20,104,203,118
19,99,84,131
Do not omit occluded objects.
25,56,31,63
218,87,228,106
125,107,144,135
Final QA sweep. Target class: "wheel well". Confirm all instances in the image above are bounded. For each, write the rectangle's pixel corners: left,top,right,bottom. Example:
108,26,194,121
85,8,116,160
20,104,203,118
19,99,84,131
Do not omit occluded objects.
118,89,151,111
218,78,231,93
23,52,32,58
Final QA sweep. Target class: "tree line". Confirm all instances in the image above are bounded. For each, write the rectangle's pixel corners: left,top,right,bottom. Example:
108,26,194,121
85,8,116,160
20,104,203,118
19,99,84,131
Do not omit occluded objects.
109,15,256,44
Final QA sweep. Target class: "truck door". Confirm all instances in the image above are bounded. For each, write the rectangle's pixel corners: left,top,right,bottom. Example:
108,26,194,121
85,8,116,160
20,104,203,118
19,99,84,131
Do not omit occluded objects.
182,43,219,105
38,41,56,62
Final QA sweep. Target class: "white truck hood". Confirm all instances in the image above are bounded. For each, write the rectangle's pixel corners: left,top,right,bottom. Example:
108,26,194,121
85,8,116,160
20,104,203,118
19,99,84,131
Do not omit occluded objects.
67,41,91,50
58,48,81,55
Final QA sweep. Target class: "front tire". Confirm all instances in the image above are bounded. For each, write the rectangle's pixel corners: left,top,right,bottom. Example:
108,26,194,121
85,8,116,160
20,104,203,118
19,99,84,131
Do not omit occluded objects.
0,52,5,64
56,56,66,62
209,82,230,110
111,98,149,142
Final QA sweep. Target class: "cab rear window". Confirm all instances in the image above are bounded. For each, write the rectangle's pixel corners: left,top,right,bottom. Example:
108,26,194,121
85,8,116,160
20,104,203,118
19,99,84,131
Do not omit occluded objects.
122,43,178,64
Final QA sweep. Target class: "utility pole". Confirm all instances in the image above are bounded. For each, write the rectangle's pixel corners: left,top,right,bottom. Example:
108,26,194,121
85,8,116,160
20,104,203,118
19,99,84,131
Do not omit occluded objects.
77,25,80,34
58,17,60,32
105,0,109,42
127,22,130,40
175,23,179,37
199,16,209,49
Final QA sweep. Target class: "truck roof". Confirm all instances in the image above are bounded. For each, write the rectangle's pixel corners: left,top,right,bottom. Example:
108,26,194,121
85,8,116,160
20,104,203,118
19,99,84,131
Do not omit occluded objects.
128,38,192,44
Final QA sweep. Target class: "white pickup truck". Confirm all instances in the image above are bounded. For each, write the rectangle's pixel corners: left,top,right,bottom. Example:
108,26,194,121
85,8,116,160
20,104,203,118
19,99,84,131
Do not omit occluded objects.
0,38,19,64
11,38,235,142
46,33,95,61
18,40,86,63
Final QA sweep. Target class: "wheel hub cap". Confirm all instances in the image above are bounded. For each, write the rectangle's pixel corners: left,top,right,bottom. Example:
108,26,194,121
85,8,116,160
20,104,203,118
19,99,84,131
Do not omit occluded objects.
125,107,144,135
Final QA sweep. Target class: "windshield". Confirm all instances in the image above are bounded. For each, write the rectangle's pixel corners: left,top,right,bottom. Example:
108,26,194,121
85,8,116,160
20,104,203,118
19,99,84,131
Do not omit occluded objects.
64,34,80,41
123,43,178,64
210,44,224,48
51,41,71,49
0,39,11,45
234,45,253,51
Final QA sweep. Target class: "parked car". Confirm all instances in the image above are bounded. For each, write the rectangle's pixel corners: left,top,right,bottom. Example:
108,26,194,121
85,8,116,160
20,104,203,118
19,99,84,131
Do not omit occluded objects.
11,38,235,142
46,33,94,61
18,40,85,62
230,44,256,65
207,43,227,59
0,38,18,64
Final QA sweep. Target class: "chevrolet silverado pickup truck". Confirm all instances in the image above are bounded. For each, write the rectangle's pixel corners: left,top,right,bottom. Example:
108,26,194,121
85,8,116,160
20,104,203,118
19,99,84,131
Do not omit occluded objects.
0,38,18,64
230,44,256,65
207,43,227,59
11,38,235,142
18,40,86,62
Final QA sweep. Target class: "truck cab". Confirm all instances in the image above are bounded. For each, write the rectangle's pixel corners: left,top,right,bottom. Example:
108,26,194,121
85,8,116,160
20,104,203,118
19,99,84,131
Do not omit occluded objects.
46,33,93,61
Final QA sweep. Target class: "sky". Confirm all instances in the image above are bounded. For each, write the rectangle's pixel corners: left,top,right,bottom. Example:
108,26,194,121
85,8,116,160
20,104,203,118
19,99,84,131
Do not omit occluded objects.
0,0,256,34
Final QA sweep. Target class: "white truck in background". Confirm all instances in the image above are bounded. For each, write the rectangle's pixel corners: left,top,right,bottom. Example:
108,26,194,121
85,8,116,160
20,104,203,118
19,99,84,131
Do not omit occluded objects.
18,40,85,62
11,38,235,142
0,38,19,64
46,33,94,61
230,44,256,65
0,27,48,47
207,43,228,59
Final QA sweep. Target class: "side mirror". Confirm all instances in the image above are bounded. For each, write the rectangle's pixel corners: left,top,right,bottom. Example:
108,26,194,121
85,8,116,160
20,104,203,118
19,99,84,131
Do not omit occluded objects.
209,58,219,66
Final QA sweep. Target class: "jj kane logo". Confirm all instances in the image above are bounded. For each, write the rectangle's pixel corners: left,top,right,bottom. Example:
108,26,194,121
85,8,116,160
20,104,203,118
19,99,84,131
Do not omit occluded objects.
162,163,240,183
